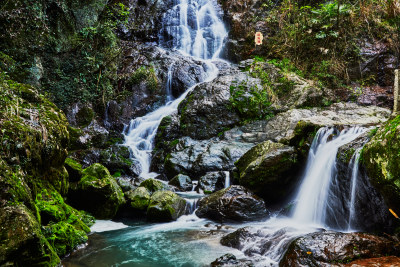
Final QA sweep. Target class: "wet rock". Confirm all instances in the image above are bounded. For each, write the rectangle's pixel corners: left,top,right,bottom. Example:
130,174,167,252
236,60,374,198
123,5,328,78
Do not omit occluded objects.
168,174,192,192
280,231,400,266
67,163,125,219
220,227,253,250
211,253,254,267
344,256,400,266
99,145,135,176
195,185,268,222
115,176,136,192
197,171,226,193
146,191,186,222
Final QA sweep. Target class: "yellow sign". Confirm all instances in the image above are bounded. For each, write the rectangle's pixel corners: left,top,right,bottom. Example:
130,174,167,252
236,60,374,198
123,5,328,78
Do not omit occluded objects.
255,32,263,45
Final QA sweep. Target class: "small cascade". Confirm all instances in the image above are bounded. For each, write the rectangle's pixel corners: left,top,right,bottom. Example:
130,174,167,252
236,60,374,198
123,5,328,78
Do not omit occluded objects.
292,127,367,227
224,171,230,188
166,64,174,102
347,147,363,231
185,198,199,214
104,102,111,128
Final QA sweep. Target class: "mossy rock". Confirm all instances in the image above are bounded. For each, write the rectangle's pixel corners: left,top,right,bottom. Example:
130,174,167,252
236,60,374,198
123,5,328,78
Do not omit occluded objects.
68,163,125,219
363,115,400,217
76,106,95,127
64,158,83,182
126,187,151,211
146,191,186,222
42,221,88,257
0,204,60,266
140,178,168,194
235,140,299,202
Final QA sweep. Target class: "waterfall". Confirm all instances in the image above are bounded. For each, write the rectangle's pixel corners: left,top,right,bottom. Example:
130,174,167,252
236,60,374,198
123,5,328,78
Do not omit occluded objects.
224,171,230,188
292,127,367,226
124,0,227,178
347,147,362,231
160,0,227,59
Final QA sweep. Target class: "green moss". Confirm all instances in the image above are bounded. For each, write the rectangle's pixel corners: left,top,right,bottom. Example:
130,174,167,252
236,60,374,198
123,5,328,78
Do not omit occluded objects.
64,158,83,182
146,191,186,222
127,187,151,210
140,178,167,193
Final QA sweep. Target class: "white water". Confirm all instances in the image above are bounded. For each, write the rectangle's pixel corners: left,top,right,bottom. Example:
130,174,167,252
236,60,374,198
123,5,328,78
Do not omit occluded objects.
90,220,129,233
347,147,363,231
123,0,227,178
292,127,367,226
224,171,230,188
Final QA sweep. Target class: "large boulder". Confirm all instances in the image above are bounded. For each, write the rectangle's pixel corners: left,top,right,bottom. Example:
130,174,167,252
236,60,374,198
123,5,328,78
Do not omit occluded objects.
280,231,400,266
146,191,186,222
195,186,268,222
362,115,400,218
67,163,125,219
168,174,193,192
235,141,299,202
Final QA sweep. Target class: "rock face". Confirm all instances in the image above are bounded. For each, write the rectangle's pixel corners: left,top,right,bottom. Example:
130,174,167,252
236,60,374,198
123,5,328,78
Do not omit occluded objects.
68,163,125,219
280,231,400,266
0,78,93,265
126,187,151,211
147,191,186,222
362,115,400,219
235,141,299,202
195,186,268,222
334,133,395,232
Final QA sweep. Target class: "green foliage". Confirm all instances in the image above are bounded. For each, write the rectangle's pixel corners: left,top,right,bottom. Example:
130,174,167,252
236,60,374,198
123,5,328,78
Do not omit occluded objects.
229,80,273,121
128,66,159,92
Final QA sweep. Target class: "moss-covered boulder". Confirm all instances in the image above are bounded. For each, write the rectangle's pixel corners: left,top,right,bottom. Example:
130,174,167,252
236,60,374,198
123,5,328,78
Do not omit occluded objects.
140,178,168,194
64,158,83,182
68,163,125,219
146,191,186,222
235,141,299,202
0,204,60,266
168,174,193,191
126,187,151,211
363,115,400,217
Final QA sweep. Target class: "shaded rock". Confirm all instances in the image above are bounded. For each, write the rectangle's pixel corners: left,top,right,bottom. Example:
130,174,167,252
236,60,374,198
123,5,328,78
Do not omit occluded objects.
146,191,186,222
168,174,192,192
126,187,151,211
197,171,226,193
344,256,400,266
99,145,135,176
211,253,254,267
64,158,83,182
280,231,400,267
220,227,253,250
332,132,396,232
195,186,268,222
0,204,60,266
235,141,299,202
68,163,125,219
362,115,400,220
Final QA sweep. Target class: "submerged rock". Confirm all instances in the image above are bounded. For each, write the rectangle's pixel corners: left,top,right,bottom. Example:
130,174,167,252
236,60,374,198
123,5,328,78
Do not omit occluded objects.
235,141,299,202
280,231,400,266
68,163,125,219
195,186,268,222
146,191,186,222
168,174,193,192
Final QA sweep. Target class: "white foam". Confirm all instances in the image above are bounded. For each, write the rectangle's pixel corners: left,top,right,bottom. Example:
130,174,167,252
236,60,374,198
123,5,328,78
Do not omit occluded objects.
90,220,129,233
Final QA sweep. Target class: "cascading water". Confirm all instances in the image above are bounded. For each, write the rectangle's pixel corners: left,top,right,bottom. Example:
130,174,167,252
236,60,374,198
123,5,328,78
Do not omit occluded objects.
224,171,230,188
123,0,227,178
347,147,362,231
292,127,367,226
